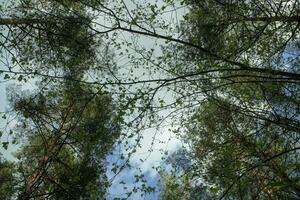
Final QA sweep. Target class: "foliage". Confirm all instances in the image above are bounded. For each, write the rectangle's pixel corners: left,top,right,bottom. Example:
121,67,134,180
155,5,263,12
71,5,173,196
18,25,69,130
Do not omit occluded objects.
184,98,300,199
5,80,118,199
159,0,300,199
0,0,300,199
0,156,16,200
9,76,120,199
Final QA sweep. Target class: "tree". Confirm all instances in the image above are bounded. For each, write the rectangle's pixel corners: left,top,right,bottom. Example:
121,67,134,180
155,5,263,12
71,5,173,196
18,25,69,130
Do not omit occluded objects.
0,155,16,200
8,77,120,199
159,94,300,199
0,0,106,83
0,1,123,198
158,0,300,199
158,149,214,200
1,1,121,196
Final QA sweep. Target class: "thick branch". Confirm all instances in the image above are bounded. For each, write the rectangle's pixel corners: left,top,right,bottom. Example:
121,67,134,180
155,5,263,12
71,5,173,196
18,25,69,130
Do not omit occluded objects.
0,18,43,26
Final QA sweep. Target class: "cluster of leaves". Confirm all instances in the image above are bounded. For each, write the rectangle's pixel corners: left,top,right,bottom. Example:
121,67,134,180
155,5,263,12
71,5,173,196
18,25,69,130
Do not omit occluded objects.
159,0,300,199
1,58,121,199
1,0,122,199
12,81,120,199
0,156,16,200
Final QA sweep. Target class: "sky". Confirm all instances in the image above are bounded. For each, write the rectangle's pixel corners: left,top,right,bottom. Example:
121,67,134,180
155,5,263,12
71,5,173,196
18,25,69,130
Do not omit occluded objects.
0,24,19,160
102,1,187,198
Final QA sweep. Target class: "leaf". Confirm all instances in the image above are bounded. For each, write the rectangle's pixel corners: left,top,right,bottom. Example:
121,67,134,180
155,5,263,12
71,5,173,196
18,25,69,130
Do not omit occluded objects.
4,74,10,80
12,57,17,64
150,5,155,13
17,75,23,82
2,142,9,150
111,165,118,174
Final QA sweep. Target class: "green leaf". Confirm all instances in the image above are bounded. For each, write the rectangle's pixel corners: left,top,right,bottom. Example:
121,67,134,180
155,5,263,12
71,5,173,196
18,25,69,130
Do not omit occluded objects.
17,75,23,82
111,165,118,174
12,57,17,64
150,5,155,13
2,142,9,150
4,74,10,80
